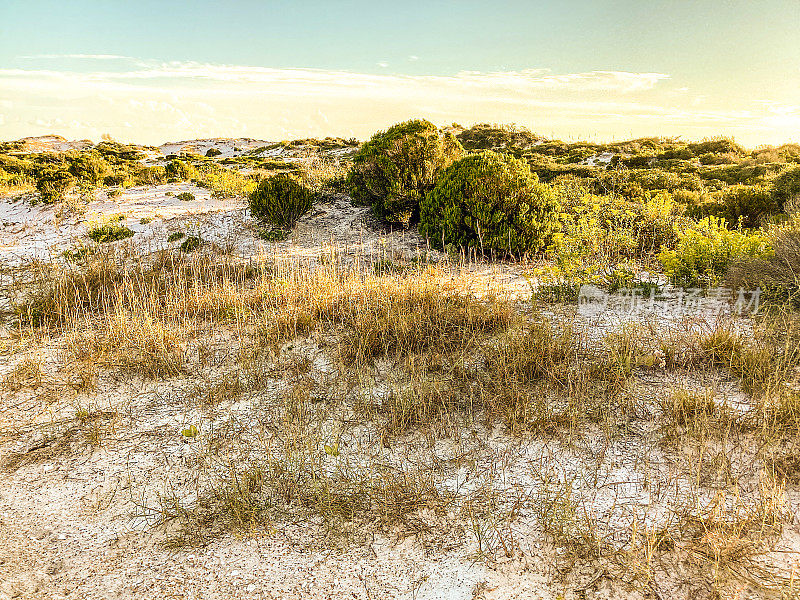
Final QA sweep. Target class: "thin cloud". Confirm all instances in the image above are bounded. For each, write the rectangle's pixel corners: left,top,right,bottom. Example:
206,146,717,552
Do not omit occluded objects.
0,61,795,146
18,54,135,60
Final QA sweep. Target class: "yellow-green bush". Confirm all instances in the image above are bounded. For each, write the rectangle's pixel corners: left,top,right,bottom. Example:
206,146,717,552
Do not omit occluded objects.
659,216,772,287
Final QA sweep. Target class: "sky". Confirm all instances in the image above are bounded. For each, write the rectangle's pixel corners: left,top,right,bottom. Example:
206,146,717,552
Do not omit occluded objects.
0,0,799,146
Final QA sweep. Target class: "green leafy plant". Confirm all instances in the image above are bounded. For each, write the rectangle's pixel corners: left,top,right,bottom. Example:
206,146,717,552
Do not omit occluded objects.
346,119,462,225
167,232,185,242
180,235,202,252
658,216,772,287
248,173,314,229
181,424,199,438
419,151,559,256
176,191,195,202
87,222,135,244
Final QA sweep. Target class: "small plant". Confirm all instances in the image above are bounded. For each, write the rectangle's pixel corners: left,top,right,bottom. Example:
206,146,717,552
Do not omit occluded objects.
420,151,559,256
87,222,135,244
256,227,290,242
62,245,92,262
180,235,202,252
167,232,185,243
347,119,462,225
176,191,195,202
658,216,772,287
206,148,222,157
248,174,314,229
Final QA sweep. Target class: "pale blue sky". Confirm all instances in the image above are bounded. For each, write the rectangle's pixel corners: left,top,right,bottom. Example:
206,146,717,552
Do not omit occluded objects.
1,0,799,144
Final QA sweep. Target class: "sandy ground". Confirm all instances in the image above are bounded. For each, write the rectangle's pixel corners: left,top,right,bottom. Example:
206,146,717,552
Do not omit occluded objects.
1,186,798,599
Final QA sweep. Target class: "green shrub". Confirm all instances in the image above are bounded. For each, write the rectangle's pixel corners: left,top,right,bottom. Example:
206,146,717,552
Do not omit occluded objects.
206,148,222,157
548,189,685,268
176,192,195,202
347,119,462,225
87,222,135,244
772,165,800,212
180,235,202,252
455,123,542,153
658,216,772,287
420,151,559,256
688,138,745,157
696,184,779,228
133,165,167,186
167,232,185,242
248,174,314,228
165,159,196,182
195,164,255,199
68,152,109,187
35,167,74,204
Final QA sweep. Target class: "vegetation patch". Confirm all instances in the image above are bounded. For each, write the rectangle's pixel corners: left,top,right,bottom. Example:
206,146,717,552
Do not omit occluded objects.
87,222,135,244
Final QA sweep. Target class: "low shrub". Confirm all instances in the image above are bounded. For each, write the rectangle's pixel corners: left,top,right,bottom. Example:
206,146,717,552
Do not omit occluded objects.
133,165,168,186
87,222,135,244
420,151,559,256
727,217,800,306
772,165,800,212
658,216,772,287
176,192,195,202
248,174,314,228
206,148,222,157
549,189,685,267
695,184,780,228
180,236,202,252
347,119,462,225
165,159,196,182
35,166,74,204
68,152,109,187
195,164,255,199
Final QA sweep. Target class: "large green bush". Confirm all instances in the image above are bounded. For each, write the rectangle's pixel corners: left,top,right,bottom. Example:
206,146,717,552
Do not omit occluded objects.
248,174,314,229
347,119,462,226
420,151,559,256
658,216,772,287
696,184,779,228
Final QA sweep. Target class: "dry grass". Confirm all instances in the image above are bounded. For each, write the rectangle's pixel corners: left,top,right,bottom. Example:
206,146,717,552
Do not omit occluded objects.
1,355,43,392
2,408,116,471
4,243,799,598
